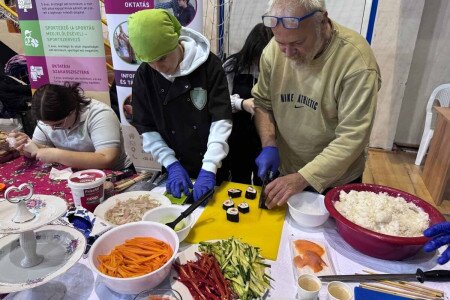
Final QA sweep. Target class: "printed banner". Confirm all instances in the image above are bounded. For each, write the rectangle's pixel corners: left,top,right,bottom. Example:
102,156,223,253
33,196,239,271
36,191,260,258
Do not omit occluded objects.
104,0,203,171
15,0,109,98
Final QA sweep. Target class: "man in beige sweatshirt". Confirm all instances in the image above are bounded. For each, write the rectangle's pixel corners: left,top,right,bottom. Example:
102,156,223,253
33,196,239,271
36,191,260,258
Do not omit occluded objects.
253,0,381,209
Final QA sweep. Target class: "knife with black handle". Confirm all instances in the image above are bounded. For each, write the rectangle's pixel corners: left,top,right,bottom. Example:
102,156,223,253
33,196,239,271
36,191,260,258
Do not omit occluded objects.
319,269,450,283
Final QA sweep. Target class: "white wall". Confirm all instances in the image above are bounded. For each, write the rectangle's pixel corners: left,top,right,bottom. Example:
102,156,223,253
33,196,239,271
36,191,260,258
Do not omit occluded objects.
369,0,425,149
224,0,450,150
226,0,372,57
395,0,450,146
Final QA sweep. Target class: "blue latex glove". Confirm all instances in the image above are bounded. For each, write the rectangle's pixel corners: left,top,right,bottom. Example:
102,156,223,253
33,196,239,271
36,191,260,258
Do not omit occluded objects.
193,169,215,202
255,146,280,179
423,221,450,265
166,161,192,198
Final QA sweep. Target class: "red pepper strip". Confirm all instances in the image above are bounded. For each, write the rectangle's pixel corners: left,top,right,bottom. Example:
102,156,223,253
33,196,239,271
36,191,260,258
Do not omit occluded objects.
210,254,234,298
174,254,234,300
203,254,233,299
178,278,221,300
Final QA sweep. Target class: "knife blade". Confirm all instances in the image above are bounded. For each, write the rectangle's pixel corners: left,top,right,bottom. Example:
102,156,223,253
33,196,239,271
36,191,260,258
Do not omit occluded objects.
124,171,167,192
319,269,450,283
146,171,168,191
259,172,270,209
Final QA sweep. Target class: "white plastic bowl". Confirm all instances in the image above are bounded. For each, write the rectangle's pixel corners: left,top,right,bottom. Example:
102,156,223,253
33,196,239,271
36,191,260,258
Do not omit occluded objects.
287,191,330,228
142,205,193,243
88,221,179,294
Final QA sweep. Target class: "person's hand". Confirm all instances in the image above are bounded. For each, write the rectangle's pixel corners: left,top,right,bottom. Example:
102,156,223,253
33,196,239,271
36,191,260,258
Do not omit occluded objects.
0,140,10,151
242,98,255,115
255,146,280,180
423,221,450,265
166,161,192,198
35,148,58,163
7,131,30,151
263,173,309,209
193,169,215,202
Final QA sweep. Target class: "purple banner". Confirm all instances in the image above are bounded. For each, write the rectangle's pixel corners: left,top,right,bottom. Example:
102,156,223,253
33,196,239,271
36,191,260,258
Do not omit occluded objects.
46,57,109,91
26,56,49,88
15,0,39,21
114,70,136,87
104,0,154,14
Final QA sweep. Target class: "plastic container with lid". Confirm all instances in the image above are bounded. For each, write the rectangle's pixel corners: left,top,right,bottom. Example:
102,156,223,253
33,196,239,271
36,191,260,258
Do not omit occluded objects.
68,169,106,212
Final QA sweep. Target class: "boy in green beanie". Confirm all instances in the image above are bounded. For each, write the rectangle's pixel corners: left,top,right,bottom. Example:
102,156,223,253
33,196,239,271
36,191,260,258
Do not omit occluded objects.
128,9,232,202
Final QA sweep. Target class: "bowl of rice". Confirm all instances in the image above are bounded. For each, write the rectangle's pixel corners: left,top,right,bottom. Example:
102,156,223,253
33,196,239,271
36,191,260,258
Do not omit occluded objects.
324,183,446,260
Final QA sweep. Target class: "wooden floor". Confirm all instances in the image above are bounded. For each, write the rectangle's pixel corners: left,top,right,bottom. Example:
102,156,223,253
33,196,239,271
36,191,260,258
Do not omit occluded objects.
363,148,450,220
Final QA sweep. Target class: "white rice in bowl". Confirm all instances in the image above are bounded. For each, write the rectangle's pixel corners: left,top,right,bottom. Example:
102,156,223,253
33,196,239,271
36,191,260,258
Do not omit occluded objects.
335,190,429,237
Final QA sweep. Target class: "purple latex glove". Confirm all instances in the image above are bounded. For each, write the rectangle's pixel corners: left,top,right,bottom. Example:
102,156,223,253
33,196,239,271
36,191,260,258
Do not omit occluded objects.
255,146,280,179
423,221,450,265
193,169,215,202
166,161,192,198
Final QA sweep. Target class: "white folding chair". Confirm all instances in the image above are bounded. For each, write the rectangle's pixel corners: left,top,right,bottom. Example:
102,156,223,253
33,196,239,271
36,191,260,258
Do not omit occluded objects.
415,84,450,165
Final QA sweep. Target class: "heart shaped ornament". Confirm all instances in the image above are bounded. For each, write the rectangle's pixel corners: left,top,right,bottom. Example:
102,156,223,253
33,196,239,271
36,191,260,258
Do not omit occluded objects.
5,183,36,223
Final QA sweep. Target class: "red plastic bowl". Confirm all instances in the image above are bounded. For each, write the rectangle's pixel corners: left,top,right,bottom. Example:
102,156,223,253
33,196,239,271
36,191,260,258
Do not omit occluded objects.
324,183,446,260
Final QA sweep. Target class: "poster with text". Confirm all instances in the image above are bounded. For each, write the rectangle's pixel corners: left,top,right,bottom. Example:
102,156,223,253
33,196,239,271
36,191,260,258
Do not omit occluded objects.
15,0,109,102
104,0,203,171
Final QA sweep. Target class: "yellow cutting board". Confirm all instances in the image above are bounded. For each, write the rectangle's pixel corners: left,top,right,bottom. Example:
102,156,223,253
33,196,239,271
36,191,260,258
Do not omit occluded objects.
185,181,286,260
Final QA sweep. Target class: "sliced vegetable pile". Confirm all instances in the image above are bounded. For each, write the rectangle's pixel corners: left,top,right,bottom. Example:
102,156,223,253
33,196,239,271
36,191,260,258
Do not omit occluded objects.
173,253,234,300
97,237,172,278
199,238,272,300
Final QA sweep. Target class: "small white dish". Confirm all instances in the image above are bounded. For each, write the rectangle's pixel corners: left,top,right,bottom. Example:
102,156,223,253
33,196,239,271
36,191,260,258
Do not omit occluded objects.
327,281,352,300
94,191,171,226
297,274,322,300
288,192,330,228
142,205,194,243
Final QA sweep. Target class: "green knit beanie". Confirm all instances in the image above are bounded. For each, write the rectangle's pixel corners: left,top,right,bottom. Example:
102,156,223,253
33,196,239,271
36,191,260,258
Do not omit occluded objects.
128,9,181,63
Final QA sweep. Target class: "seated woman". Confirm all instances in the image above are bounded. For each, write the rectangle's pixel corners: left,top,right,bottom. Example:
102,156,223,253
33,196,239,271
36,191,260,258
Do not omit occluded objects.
9,82,132,171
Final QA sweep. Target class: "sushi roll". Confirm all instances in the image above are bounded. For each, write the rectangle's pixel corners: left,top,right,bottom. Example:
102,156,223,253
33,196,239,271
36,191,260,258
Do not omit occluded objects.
245,186,257,199
226,207,239,222
222,198,235,210
238,202,250,214
228,188,242,198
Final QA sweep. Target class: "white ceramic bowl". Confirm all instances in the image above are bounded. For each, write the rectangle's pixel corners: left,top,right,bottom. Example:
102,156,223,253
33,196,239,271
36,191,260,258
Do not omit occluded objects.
287,191,330,228
88,221,179,295
142,205,193,243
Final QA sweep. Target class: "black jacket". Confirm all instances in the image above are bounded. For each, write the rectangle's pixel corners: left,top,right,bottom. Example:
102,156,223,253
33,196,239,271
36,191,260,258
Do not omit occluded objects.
0,75,31,118
131,52,232,177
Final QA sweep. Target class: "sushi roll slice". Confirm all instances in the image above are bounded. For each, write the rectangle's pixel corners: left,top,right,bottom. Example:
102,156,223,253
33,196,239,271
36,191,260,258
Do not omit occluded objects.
238,202,250,214
222,198,235,210
226,207,239,222
228,188,242,198
245,186,257,199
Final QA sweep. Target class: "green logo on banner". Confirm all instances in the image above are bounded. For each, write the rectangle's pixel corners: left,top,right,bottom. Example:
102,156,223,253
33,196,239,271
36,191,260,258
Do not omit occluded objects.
19,21,44,56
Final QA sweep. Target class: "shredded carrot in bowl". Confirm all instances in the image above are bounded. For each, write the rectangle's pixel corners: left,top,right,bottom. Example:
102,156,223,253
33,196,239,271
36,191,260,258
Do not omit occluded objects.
97,237,173,278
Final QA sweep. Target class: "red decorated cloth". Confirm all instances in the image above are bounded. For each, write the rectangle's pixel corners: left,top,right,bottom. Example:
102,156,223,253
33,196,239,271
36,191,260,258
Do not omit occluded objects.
0,156,118,204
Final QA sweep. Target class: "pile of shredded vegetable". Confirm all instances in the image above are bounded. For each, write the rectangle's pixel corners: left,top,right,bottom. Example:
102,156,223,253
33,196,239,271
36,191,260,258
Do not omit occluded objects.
199,238,272,300
173,253,235,300
105,195,161,225
97,237,173,278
